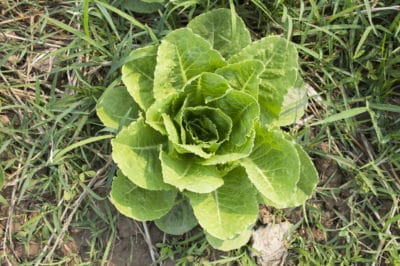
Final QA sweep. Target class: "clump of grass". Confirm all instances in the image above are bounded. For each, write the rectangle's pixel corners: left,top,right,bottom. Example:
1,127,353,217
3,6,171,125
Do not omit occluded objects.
0,1,117,264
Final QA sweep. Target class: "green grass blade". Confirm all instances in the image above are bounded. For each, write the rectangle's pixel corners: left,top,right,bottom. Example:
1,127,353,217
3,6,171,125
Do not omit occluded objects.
311,107,368,126
353,26,373,59
0,45,21,68
369,103,400,113
0,194,8,206
83,0,90,37
363,0,377,34
52,134,113,164
93,0,146,30
0,165,4,188
45,16,111,56
97,3,121,41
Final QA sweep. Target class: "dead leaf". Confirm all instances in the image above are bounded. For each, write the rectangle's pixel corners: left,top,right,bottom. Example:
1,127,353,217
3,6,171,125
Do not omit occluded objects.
252,222,293,266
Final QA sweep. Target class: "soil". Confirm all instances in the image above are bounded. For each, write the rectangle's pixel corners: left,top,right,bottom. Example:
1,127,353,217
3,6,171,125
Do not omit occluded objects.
68,216,163,266
0,187,43,263
0,192,164,265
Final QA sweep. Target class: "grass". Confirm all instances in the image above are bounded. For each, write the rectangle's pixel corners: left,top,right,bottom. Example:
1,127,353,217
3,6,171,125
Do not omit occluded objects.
1,0,399,265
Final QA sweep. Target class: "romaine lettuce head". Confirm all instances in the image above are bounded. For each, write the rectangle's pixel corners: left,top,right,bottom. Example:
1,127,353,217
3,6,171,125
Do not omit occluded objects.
96,8,318,251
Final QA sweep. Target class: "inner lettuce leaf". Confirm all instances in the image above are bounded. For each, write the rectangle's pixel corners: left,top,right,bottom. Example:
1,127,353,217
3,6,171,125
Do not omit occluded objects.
97,8,318,251
146,92,185,134
182,106,232,146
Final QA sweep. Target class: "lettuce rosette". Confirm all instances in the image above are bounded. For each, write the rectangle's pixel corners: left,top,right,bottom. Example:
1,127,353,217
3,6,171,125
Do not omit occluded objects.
96,8,318,250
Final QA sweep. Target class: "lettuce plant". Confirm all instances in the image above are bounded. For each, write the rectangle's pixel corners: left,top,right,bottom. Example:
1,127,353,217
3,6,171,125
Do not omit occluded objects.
96,8,318,251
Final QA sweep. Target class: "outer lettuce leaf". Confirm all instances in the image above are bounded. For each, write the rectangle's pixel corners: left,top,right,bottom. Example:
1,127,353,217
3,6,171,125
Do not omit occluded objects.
186,167,258,240
240,127,300,209
230,36,299,125
154,199,198,235
215,60,264,98
205,227,253,251
188,8,251,59
111,117,171,190
286,143,318,206
122,45,158,111
153,28,226,99
110,171,177,221
275,77,307,126
96,86,139,129
160,150,224,193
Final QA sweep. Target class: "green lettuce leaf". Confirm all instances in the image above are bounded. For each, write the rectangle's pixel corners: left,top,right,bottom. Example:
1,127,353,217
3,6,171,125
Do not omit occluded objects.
122,45,158,111
160,151,224,193
240,127,300,208
182,106,231,145
146,92,184,134
184,73,231,104
209,90,258,146
186,167,258,240
111,117,171,190
154,199,198,235
110,171,177,221
153,28,226,99
275,77,307,126
205,226,253,251
188,8,251,59
215,60,264,98
202,89,259,165
230,36,299,125
168,104,233,158
286,143,318,206
96,86,139,129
